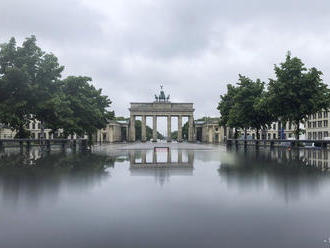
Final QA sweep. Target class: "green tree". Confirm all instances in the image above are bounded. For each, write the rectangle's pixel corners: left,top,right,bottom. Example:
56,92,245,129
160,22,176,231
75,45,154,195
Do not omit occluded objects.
217,84,239,127
182,121,189,140
267,52,330,139
0,36,64,137
60,76,113,143
229,75,273,139
134,120,164,141
0,36,113,141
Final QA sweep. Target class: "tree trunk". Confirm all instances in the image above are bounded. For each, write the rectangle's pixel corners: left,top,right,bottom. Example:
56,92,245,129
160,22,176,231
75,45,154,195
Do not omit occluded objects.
87,132,93,148
17,125,27,139
40,120,45,139
295,120,300,140
256,128,259,140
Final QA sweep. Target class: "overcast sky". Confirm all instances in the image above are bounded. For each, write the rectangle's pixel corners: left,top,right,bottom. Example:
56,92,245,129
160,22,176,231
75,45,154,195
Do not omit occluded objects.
1,0,330,122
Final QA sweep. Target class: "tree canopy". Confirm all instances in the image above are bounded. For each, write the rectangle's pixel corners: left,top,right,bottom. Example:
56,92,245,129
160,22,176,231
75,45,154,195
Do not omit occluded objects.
0,36,113,138
217,52,330,140
267,52,330,139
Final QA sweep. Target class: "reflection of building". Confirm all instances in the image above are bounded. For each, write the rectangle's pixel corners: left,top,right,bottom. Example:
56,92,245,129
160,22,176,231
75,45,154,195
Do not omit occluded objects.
304,149,329,170
129,149,194,185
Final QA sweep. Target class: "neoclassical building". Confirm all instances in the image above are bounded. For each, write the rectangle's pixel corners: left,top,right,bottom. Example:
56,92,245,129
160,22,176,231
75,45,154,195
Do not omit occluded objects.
195,118,226,143
128,86,194,142
95,87,225,143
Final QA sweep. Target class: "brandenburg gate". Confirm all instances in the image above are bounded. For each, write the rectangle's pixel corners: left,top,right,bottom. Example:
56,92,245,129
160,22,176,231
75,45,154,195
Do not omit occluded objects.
129,86,195,142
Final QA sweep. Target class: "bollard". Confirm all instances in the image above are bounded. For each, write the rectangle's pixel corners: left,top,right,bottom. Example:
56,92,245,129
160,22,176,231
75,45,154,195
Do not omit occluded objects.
26,140,31,150
72,140,77,151
80,139,88,151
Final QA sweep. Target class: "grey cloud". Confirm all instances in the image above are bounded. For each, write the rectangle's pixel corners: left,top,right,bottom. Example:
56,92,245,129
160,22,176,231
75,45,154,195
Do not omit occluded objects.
1,0,330,131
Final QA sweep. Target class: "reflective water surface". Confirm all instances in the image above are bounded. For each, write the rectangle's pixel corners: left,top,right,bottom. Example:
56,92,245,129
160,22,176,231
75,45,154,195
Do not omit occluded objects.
1,145,330,248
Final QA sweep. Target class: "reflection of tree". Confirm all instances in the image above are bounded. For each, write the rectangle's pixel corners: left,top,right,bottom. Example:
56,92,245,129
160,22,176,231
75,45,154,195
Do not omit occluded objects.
0,149,115,207
219,148,329,202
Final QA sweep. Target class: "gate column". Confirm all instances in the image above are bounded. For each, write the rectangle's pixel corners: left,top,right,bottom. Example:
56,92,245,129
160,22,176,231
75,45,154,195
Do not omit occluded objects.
188,115,194,142
152,115,157,142
141,115,147,142
167,115,172,142
129,115,136,142
178,115,183,142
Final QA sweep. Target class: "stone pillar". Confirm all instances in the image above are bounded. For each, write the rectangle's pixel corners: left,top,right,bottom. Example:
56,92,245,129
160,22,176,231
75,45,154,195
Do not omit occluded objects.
129,115,136,142
152,115,157,142
178,115,183,142
188,115,194,142
167,115,172,142
141,115,147,142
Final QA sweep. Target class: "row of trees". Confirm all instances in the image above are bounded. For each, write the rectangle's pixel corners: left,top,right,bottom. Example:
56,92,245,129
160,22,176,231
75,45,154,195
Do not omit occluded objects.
0,36,113,139
218,52,330,139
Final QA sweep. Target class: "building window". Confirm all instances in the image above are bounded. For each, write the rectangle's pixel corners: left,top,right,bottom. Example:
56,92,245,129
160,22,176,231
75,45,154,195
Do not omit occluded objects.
324,111,328,118
318,121,322,127
313,122,316,128
288,133,292,138
38,123,41,129
324,120,328,127
268,133,271,139
313,132,317,139
32,122,35,129
288,122,292,130
215,127,218,131
313,113,317,119
273,124,276,130
308,122,311,128
318,132,323,140
318,112,323,118
324,131,328,138
273,133,276,139
308,132,312,140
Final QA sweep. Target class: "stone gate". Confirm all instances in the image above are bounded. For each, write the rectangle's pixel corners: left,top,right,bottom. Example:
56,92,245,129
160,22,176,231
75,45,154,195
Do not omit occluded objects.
129,86,194,142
